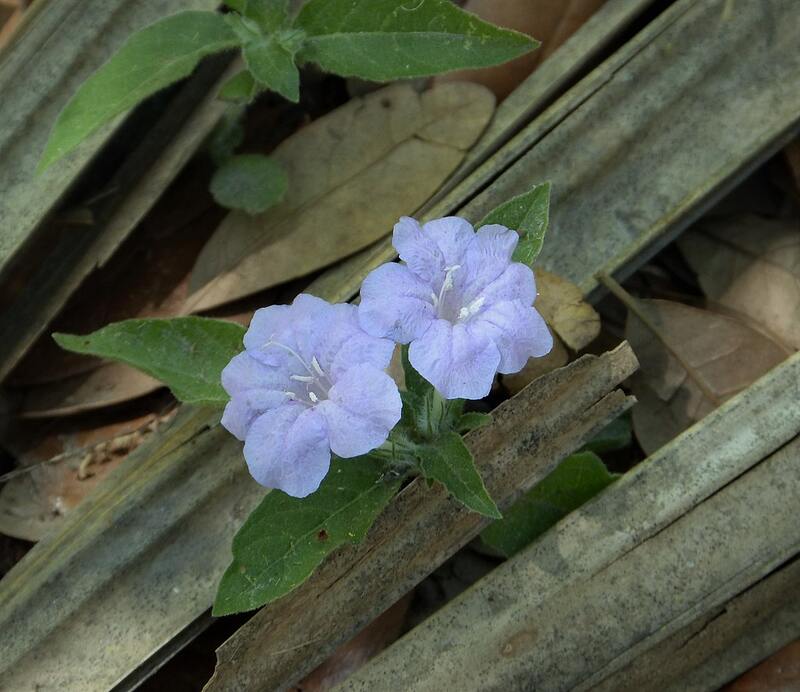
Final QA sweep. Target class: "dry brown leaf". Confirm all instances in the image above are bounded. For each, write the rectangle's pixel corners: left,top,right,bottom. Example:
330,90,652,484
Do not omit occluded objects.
8,162,222,387
185,82,495,313
679,215,800,350
18,364,161,418
723,640,800,692
536,269,601,351
625,299,787,455
290,595,411,691
0,411,171,541
501,334,569,395
434,0,606,99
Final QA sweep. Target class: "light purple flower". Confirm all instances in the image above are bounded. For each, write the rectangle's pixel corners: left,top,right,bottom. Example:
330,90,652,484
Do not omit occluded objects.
358,216,552,400
221,294,401,498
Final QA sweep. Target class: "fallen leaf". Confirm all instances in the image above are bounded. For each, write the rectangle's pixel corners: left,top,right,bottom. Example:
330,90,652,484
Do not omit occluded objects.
679,215,800,350
536,269,601,351
290,594,412,691
723,639,800,692
434,0,606,99
18,364,161,418
186,82,496,312
7,162,223,387
0,411,172,541
625,299,787,455
501,334,568,395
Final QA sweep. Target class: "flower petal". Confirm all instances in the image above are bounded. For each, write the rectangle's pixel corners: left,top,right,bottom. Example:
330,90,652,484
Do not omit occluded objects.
359,262,436,343
478,263,537,307
422,216,475,267
393,216,445,283
318,364,402,458
461,225,520,299
244,404,331,497
470,300,553,374
409,319,501,400
220,352,292,439
245,294,331,368
315,302,395,379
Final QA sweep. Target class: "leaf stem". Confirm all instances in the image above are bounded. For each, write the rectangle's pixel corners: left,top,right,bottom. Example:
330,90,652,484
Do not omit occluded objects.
596,271,723,407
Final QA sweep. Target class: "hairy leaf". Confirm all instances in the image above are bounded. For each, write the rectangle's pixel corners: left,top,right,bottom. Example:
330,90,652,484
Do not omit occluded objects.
40,11,239,170
210,154,288,214
243,35,300,102
481,451,617,557
478,181,550,267
582,414,631,454
53,317,245,406
295,0,538,81
417,432,500,518
218,69,260,104
457,411,492,434
214,455,400,615
226,0,289,31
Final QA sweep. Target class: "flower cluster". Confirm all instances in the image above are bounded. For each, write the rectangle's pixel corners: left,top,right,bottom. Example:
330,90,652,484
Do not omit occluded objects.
221,217,552,496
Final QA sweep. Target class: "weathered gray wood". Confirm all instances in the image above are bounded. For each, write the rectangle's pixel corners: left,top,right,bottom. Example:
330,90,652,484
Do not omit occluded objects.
306,0,800,305
0,58,238,380
592,558,800,692
340,353,800,691
0,0,219,272
430,0,657,202
0,406,264,691
205,344,637,691
0,345,635,691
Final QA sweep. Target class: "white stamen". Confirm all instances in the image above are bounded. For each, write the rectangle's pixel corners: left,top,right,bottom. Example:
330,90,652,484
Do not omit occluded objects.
435,264,461,313
430,292,439,307
290,374,315,383
308,391,319,403
311,356,325,377
283,391,300,400
458,296,486,322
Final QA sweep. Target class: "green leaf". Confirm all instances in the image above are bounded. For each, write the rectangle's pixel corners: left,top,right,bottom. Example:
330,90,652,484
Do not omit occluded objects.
218,69,260,104
213,455,401,615
295,0,538,82
39,11,239,171
206,108,246,166
401,344,429,398
417,432,500,518
478,181,551,267
53,317,245,406
582,414,632,454
210,154,288,214
226,0,289,32
457,411,492,434
242,34,301,102
481,451,618,557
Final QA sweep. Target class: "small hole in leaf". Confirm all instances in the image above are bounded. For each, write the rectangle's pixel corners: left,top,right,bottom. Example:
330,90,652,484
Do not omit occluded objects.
380,98,392,109
317,529,329,542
